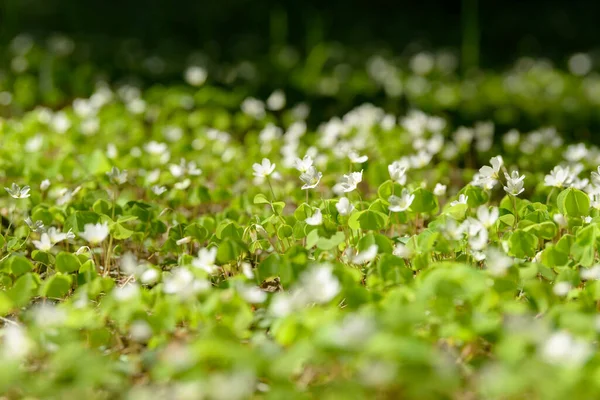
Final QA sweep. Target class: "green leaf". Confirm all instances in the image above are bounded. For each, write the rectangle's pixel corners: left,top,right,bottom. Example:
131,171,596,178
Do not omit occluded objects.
509,230,539,258
557,188,590,218
56,252,81,273
358,210,388,231
571,224,597,267
277,224,293,240
7,273,39,307
411,188,437,213
112,223,133,240
463,186,489,207
41,274,73,298
8,255,33,276
316,231,345,250
216,239,244,263
253,193,270,205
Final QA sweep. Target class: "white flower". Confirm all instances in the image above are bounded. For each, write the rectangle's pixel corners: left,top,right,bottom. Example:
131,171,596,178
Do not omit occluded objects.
388,189,414,212
503,170,525,196
266,89,286,111
163,267,210,298
238,285,267,304
388,161,407,185
352,245,378,264
592,166,600,187
40,179,51,191
293,155,313,172
32,233,53,251
564,143,588,162
541,331,592,367
5,183,30,199
47,227,74,243
192,247,219,274
553,213,568,228
339,170,363,193
553,282,571,297
140,268,160,285
450,194,468,206
336,197,354,216
581,265,600,281
393,242,413,258
252,158,276,178
544,166,573,188
184,66,207,86
433,183,446,196
299,265,341,304
348,151,368,164
106,166,128,185
25,217,45,233
299,166,322,190
1,325,33,360
174,179,191,190
485,248,513,276
152,185,167,195
176,236,192,245
477,206,499,228
79,222,110,245
305,209,323,226
241,97,266,119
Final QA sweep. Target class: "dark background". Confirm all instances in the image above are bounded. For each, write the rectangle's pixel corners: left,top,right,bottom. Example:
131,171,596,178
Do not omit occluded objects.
1,0,598,68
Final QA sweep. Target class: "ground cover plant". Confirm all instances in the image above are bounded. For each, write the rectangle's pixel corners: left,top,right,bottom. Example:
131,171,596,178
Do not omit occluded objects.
4,36,600,399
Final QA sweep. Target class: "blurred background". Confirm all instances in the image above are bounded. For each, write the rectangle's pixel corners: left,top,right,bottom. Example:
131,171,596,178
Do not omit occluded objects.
1,0,600,140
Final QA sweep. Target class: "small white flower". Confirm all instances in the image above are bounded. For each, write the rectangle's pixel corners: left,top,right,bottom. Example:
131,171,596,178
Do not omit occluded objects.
252,158,276,178
544,166,573,188
339,170,363,193
433,183,446,196
504,170,525,196
553,282,571,297
541,331,592,367
106,166,128,185
299,265,341,304
485,248,513,276
293,155,313,172
553,213,568,228
40,179,51,191
388,161,407,185
393,242,413,258
184,66,207,86
591,166,600,187
299,166,323,190
25,217,45,233
581,265,600,281
476,206,499,228
352,245,378,264
176,236,192,245
32,233,53,251
336,197,354,216
5,183,30,199
305,209,323,226
450,194,468,206
192,247,219,274
174,179,191,190
266,89,286,111
388,189,414,212
140,268,160,285
152,185,167,195
79,222,110,245
47,227,74,243
348,151,368,164
238,285,267,304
